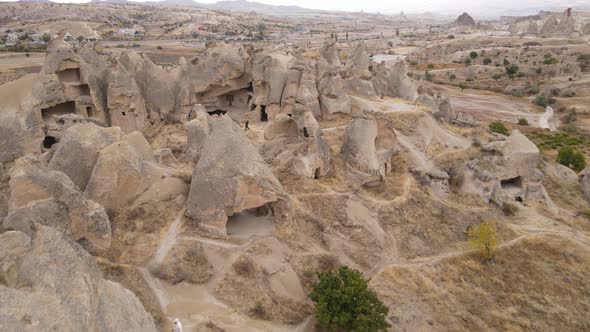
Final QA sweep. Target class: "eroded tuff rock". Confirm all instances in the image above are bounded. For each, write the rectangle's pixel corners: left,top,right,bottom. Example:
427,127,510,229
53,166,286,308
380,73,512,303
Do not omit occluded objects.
8,155,111,254
455,12,475,26
580,167,590,202
176,42,251,121
0,75,44,163
48,123,123,191
343,114,396,187
262,104,332,179
344,41,376,97
107,63,147,133
251,51,292,119
373,60,418,102
281,55,321,117
465,130,542,206
186,114,283,236
0,227,157,331
84,133,180,214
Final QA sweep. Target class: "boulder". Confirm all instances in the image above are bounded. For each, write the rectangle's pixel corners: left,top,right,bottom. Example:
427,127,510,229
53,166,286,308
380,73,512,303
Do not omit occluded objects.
48,123,123,191
84,137,171,213
0,227,157,331
186,115,283,236
9,155,111,253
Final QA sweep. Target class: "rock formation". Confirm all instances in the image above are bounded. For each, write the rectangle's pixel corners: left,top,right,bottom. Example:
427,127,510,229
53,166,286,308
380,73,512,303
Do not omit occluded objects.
343,114,396,187
373,60,418,102
186,114,283,236
455,12,475,26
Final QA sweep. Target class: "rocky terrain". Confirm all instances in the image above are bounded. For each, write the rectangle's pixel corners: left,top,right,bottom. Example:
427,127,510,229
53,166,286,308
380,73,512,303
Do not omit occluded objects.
1,2,590,332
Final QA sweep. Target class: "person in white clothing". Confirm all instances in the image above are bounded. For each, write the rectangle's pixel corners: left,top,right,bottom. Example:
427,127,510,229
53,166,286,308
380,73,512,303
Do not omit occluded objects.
173,318,183,332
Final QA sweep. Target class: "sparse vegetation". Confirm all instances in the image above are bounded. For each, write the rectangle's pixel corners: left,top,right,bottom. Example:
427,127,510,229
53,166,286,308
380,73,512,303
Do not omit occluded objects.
534,95,554,108
449,73,456,81
557,147,586,172
505,64,519,76
464,58,471,66
518,118,529,126
469,51,478,59
483,57,492,65
489,121,509,135
310,266,390,332
467,220,498,262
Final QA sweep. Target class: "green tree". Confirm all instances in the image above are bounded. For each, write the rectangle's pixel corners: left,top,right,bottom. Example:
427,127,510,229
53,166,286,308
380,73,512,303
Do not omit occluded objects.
534,94,554,108
489,121,509,135
467,220,498,262
483,57,492,65
458,82,467,92
310,266,391,332
557,147,586,172
469,51,478,59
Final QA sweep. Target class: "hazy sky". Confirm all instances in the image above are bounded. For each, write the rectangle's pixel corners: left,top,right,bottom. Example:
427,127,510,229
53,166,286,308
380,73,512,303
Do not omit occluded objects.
0,0,585,17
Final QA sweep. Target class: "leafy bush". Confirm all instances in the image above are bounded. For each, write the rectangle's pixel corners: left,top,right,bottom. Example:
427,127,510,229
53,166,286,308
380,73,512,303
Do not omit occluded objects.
505,64,519,75
518,118,529,126
427,63,434,69
449,73,456,80
492,73,502,80
156,45,163,50
467,220,498,262
424,71,433,81
464,58,471,66
410,60,418,66
534,95,554,108
503,58,510,66
489,121,509,135
310,266,391,332
543,57,558,65
557,147,586,172
469,51,478,59
483,57,492,65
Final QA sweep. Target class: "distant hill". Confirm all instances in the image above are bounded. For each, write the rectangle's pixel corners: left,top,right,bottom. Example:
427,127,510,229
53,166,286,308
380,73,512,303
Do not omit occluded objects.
87,0,317,15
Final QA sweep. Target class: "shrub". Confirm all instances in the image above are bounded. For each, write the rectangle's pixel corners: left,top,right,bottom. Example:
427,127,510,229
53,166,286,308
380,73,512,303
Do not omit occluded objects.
310,266,390,332
469,51,478,59
505,64,519,75
492,73,502,80
577,54,590,72
489,121,509,135
503,58,510,66
458,82,467,92
447,34,455,39
464,58,471,66
131,43,141,48
556,147,586,172
427,63,434,69
424,71,433,81
544,57,558,65
449,73,456,80
410,60,418,66
251,302,267,319
156,45,163,50
534,94,554,108
518,118,529,126
467,220,498,262
483,57,492,65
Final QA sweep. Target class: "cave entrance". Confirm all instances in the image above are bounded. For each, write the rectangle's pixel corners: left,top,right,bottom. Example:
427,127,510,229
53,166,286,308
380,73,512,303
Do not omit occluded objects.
41,101,77,121
86,106,94,117
207,109,227,116
314,168,321,179
43,136,57,149
260,105,268,122
501,176,524,200
226,204,274,239
303,127,309,137
57,68,81,83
